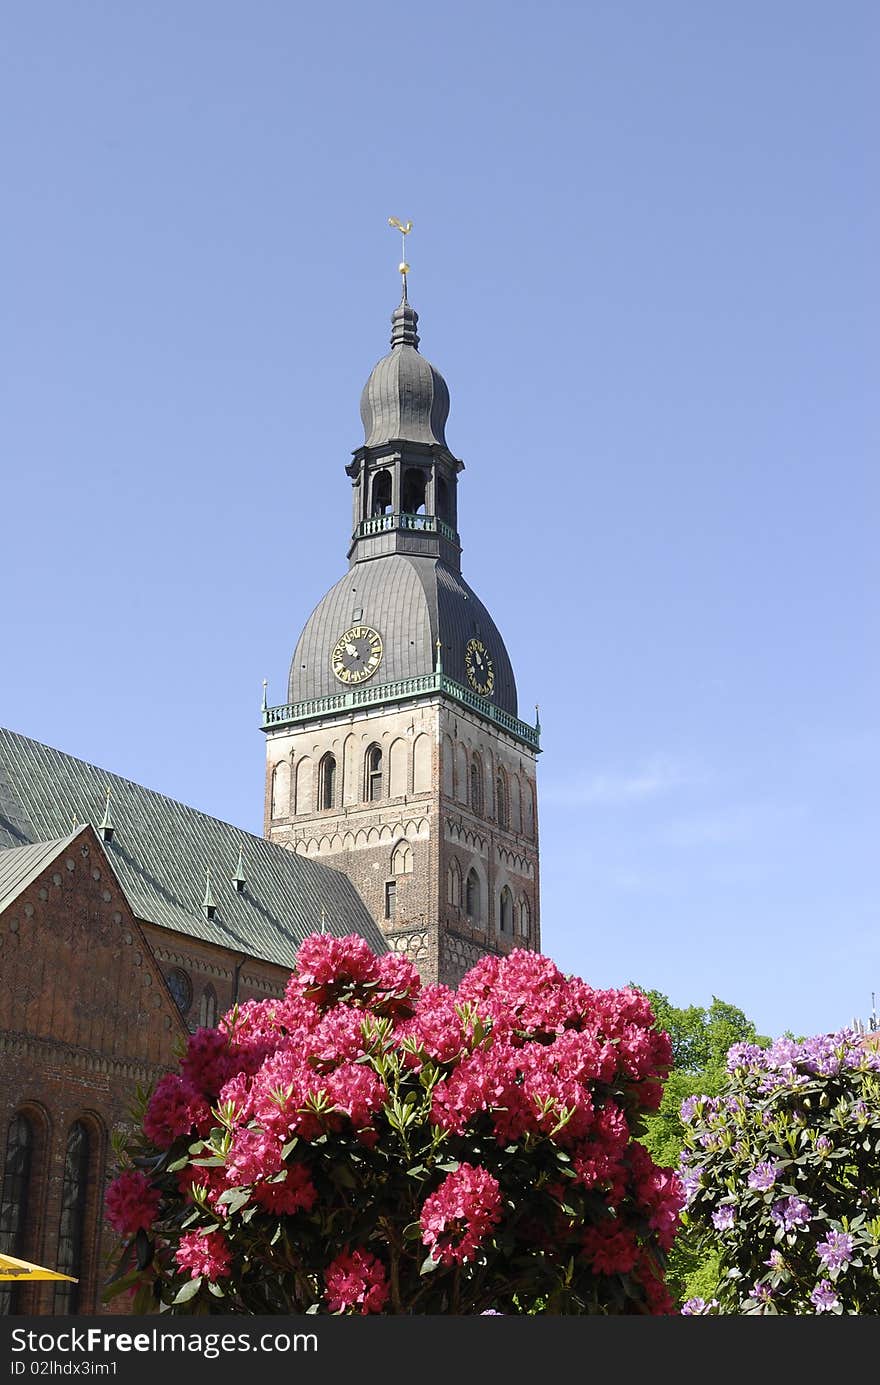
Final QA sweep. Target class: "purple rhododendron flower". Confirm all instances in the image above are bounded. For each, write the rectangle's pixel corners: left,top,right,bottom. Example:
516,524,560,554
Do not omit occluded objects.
765,1249,785,1271
816,1230,854,1270
811,1280,840,1313
747,1161,779,1191
770,1196,812,1232
681,1297,718,1315
750,1282,773,1303
712,1205,735,1231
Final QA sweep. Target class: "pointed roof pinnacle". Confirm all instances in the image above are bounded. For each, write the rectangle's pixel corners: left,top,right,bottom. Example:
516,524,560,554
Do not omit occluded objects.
99,786,115,842
203,866,217,919
261,678,268,713
435,637,443,674
232,845,246,893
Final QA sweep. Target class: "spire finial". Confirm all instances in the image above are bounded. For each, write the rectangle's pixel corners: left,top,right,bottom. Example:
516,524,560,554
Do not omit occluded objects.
203,866,217,919
232,845,246,893
535,703,541,735
99,786,115,842
320,905,326,935
261,678,268,713
71,812,79,831
435,636,443,674
388,216,413,297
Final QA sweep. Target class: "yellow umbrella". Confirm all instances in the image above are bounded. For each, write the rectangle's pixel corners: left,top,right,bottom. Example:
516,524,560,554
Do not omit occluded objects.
0,1253,76,1282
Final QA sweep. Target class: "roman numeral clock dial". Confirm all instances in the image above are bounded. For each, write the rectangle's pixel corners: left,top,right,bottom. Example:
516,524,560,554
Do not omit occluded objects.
331,625,384,685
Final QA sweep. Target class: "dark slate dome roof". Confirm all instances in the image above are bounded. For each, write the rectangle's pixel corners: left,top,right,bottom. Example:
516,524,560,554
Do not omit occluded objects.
359,296,450,447
288,555,518,717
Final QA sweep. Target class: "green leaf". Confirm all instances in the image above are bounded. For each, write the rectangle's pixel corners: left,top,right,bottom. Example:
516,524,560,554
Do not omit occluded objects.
173,1276,203,1305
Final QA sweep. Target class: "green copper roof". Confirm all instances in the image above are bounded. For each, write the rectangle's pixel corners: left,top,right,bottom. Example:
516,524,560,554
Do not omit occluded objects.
0,727,387,970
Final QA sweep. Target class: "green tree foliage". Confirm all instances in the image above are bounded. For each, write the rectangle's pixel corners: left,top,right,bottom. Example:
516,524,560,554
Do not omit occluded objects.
630,987,769,1304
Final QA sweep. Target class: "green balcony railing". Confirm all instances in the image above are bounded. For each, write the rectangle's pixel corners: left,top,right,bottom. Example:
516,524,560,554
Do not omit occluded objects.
353,513,458,543
262,673,540,750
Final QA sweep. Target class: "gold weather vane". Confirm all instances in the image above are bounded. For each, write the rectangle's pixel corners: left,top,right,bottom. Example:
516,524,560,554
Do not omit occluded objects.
388,217,413,284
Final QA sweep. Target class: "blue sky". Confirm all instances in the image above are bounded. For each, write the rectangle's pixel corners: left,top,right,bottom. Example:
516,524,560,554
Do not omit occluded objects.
1,3,876,1042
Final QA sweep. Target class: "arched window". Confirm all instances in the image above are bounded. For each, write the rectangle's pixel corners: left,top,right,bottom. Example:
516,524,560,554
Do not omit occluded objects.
499,886,513,934
391,842,413,875
447,857,462,907
496,772,509,831
167,969,192,1015
0,1113,34,1315
465,869,481,921
270,759,290,820
371,469,392,515
402,467,427,515
518,895,531,938
469,756,483,816
198,985,218,1029
54,1123,91,1314
319,753,337,811
365,745,383,802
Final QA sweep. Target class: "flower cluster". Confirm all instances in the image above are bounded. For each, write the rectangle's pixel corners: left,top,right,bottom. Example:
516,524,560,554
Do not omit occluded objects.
680,1028,880,1314
104,938,681,1315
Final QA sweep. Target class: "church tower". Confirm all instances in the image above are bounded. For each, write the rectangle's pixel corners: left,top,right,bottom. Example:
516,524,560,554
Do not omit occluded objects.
262,257,540,985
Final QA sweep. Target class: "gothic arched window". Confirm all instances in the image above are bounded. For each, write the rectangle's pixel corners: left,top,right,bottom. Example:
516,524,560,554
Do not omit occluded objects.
465,869,481,921
499,886,513,934
0,1113,34,1316
167,969,192,1015
470,756,483,816
319,753,337,811
198,985,218,1029
54,1122,91,1314
391,842,413,875
496,771,509,831
518,895,531,938
365,745,383,801
447,857,462,907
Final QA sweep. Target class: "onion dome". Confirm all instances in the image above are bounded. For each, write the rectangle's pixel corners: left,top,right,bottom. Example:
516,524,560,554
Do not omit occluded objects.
359,292,450,447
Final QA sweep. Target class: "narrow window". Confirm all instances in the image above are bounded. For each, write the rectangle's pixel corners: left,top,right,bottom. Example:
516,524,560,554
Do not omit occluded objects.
365,745,383,802
499,886,513,934
54,1123,91,1314
465,869,481,920
469,758,483,816
198,985,218,1029
0,1114,33,1316
518,895,531,938
319,753,337,810
496,772,508,831
447,857,462,907
385,880,397,920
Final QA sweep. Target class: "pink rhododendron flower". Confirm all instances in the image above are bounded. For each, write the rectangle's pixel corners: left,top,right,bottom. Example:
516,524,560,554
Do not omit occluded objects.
143,1074,212,1149
324,1248,389,1314
175,1230,232,1281
420,1164,502,1265
181,1027,234,1097
296,934,378,999
581,1220,640,1275
105,1170,161,1237
252,1163,318,1215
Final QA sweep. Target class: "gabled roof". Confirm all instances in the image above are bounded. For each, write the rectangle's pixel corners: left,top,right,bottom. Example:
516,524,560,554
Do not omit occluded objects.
0,727,387,970
0,832,77,915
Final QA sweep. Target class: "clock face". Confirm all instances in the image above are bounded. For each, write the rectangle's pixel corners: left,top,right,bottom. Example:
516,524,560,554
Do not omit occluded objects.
331,625,384,685
464,637,495,696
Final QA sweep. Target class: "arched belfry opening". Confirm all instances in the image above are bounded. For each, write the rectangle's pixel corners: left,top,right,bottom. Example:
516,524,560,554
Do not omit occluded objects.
402,467,427,515
371,469,392,516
